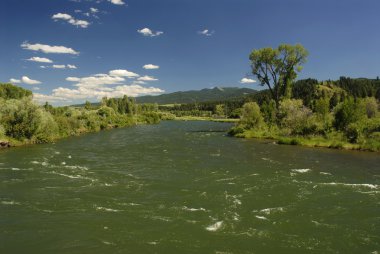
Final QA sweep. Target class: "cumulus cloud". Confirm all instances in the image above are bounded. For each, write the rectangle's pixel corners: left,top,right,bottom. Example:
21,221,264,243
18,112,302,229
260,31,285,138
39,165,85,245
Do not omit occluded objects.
240,78,256,84
109,69,139,78
198,29,214,36
27,57,53,63
50,64,77,69
22,76,41,85
137,28,163,37
53,64,66,69
52,13,90,28
138,75,158,81
67,64,77,69
33,71,164,104
108,0,125,5
9,78,21,84
21,42,79,55
143,64,159,70
66,77,80,82
9,76,41,85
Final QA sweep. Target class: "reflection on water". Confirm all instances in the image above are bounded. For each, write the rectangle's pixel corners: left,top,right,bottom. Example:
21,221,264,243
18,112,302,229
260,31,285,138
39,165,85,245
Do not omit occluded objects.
1,121,379,253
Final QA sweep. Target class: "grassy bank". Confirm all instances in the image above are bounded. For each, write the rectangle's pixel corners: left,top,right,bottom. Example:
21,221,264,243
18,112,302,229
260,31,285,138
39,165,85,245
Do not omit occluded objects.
0,84,162,149
173,116,239,123
231,128,380,152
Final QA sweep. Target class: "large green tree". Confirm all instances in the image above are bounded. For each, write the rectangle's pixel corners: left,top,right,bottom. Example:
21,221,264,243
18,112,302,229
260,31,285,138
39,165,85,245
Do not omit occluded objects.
249,44,308,107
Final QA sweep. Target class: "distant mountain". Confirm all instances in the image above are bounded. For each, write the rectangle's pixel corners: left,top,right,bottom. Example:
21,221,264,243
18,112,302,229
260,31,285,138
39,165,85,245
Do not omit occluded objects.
134,87,257,104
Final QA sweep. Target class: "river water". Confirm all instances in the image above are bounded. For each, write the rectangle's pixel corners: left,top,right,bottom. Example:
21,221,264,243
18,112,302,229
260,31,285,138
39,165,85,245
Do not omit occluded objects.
1,121,379,253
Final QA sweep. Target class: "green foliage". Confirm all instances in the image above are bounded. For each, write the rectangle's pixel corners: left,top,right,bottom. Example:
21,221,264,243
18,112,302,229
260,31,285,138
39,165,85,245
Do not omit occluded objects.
260,100,277,125
239,102,265,129
360,97,378,118
0,83,32,100
84,100,92,110
292,78,318,108
0,97,58,142
138,112,161,124
278,99,316,135
214,104,225,117
249,44,308,105
0,84,164,145
334,97,365,131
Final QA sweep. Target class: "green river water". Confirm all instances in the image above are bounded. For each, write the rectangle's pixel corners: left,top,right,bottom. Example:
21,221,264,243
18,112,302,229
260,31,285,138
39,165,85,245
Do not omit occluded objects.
1,121,379,253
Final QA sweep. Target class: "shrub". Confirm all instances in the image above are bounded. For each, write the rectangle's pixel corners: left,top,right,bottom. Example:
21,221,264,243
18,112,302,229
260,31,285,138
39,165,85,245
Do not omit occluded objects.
360,97,378,118
334,97,365,131
240,102,265,129
0,97,58,142
261,99,277,125
279,99,314,135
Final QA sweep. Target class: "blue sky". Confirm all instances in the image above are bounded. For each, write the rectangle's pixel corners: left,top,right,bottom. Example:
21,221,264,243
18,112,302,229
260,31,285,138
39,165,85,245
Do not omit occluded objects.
1,0,380,105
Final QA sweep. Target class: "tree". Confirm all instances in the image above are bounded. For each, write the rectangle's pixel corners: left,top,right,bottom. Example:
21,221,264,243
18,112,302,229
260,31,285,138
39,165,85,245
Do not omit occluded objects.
240,102,265,129
84,100,92,110
249,44,308,107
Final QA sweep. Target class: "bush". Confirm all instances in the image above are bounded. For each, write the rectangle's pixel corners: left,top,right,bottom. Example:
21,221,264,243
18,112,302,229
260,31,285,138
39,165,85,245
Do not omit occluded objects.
240,102,265,129
334,97,365,131
32,109,59,143
261,99,277,125
279,99,315,135
360,97,378,118
0,97,58,142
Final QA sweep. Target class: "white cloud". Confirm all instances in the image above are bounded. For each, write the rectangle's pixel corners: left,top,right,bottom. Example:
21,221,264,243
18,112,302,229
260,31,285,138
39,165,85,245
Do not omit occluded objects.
90,7,98,13
33,70,164,105
53,64,66,69
40,66,47,69
143,64,159,70
68,19,90,28
109,69,139,78
137,28,163,37
66,73,125,88
21,76,41,85
67,64,77,69
138,75,158,82
9,78,21,84
27,57,53,63
52,13,90,28
240,78,256,84
32,87,40,91
198,29,214,36
21,42,79,55
50,64,77,69
52,13,72,20
66,77,80,82
108,0,125,5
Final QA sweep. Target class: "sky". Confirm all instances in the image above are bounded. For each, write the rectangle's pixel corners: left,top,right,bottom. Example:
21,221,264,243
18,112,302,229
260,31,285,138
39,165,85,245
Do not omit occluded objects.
1,0,380,105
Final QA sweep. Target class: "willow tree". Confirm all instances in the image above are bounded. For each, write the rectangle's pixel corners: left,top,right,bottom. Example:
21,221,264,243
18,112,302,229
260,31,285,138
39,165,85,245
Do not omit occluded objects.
249,44,308,107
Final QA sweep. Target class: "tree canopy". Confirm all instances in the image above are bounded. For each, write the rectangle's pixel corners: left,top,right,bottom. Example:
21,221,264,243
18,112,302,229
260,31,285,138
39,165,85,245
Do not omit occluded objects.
249,44,308,106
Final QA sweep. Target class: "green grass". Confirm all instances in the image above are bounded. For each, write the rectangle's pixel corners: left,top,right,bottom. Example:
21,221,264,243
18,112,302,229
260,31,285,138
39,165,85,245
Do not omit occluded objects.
233,128,380,152
173,116,239,122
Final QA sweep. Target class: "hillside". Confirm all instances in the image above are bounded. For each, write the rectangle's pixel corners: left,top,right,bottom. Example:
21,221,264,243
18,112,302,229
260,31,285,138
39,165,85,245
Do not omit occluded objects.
134,87,257,104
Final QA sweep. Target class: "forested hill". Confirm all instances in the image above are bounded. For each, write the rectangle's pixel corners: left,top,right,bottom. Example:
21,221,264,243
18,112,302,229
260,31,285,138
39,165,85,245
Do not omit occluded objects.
134,87,257,104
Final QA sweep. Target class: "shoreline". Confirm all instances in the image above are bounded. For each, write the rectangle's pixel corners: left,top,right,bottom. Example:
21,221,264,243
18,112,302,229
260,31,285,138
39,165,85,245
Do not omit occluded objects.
231,129,380,153
2,118,379,154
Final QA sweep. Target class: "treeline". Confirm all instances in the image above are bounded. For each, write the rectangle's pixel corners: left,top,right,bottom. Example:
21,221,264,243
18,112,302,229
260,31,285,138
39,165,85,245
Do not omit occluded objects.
161,77,380,119
229,78,380,151
0,84,161,145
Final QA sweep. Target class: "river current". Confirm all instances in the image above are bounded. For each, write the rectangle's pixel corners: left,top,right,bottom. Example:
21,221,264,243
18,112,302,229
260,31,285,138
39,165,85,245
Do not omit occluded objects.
1,121,379,253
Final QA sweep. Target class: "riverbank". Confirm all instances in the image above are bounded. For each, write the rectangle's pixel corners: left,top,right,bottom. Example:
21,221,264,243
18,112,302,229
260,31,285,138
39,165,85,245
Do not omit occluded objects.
173,116,239,123
0,115,159,149
231,128,380,152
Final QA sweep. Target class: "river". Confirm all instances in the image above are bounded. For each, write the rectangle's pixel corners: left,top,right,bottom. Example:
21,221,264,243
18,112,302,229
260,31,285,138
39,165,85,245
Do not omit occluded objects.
1,121,379,253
